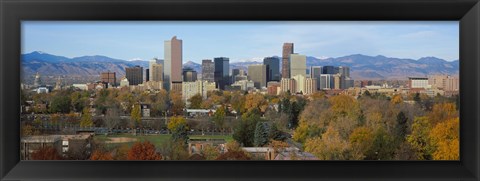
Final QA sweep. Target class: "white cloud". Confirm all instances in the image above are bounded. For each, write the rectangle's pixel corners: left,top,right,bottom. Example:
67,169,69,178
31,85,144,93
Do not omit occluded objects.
128,58,143,61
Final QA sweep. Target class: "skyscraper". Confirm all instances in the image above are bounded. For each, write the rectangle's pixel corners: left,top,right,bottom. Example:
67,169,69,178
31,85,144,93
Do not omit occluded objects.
145,69,150,82
320,74,333,90
232,68,241,83
183,67,197,82
214,57,229,90
289,54,307,77
202,59,215,82
339,66,350,78
164,36,183,91
263,56,280,82
282,43,294,78
323,66,338,74
125,66,143,85
310,66,322,90
248,64,267,89
151,63,163,82
149,58,164,82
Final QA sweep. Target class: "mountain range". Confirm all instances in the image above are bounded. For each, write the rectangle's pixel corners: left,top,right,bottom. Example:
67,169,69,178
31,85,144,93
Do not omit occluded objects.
22,51,459,81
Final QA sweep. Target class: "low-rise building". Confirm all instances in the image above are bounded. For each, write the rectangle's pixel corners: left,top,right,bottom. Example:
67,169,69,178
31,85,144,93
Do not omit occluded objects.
188,139,226,155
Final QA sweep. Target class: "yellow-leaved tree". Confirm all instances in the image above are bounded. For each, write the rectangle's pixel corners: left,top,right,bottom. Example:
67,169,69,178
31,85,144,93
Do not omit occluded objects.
428,102,457,125
304,127,350,160
429,117,459,160
349,126,375,160
80,107,93,128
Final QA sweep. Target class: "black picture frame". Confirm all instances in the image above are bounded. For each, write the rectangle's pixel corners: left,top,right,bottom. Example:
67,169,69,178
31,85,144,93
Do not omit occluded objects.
1,0,479,180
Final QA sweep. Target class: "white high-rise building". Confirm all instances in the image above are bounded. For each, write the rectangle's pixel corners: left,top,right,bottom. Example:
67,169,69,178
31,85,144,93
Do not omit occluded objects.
182,80,216,104
289,54,307,78
320,74,333,90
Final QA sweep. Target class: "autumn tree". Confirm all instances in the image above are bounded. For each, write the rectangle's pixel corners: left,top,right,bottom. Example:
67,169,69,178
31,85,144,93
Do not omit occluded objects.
150,90,168,117
244,93,268,114
169,91,185,116
90,150,113,160
329,95,361,118
293,99,330,143
31,146,63,160
127,141,162,160
201,144,221,160
225,140,242,152
157,139,190,160
212,106,226,134
113,144,130,160
230,92,246,114
80,107,93,128
130,104,142,128
21,124,35,136
50,113,60,127
304,127,350,160
188,94,203,109
429,117,459,160
406,116,434,160
168,116,189,143
349,126,375,160
428,102,457,125
104,107,121,131
390,94,403,105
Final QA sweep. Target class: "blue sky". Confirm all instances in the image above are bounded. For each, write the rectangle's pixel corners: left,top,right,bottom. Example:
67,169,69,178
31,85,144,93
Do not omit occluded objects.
22,21,459,63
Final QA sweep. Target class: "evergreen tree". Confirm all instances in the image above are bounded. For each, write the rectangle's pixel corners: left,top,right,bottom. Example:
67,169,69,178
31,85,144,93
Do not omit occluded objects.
254,122,270,147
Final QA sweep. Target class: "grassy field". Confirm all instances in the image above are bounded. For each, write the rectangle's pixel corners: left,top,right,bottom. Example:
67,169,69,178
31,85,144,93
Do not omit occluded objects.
94,134,233,148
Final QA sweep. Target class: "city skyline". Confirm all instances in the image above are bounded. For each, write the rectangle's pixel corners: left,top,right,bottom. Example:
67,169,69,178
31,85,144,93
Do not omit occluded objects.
22,21,459,63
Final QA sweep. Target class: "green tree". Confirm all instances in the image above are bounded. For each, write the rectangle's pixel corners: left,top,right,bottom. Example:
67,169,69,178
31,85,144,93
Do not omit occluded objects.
49,95,71,113
366,128,396,160
395,111,408,141
413,93,421,103
254,122,270,147
80,108,93,128
233,112,261,147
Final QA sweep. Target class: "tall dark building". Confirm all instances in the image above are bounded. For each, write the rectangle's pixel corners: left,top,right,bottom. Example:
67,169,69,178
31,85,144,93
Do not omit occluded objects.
145,69,150,82
282,43,294,78
125,66,143,85
263,57,280,82
183,67,198,82
214,57,230,90
231,69,240,83
310,66,322,90
202,59,214,82
322,66,339,74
